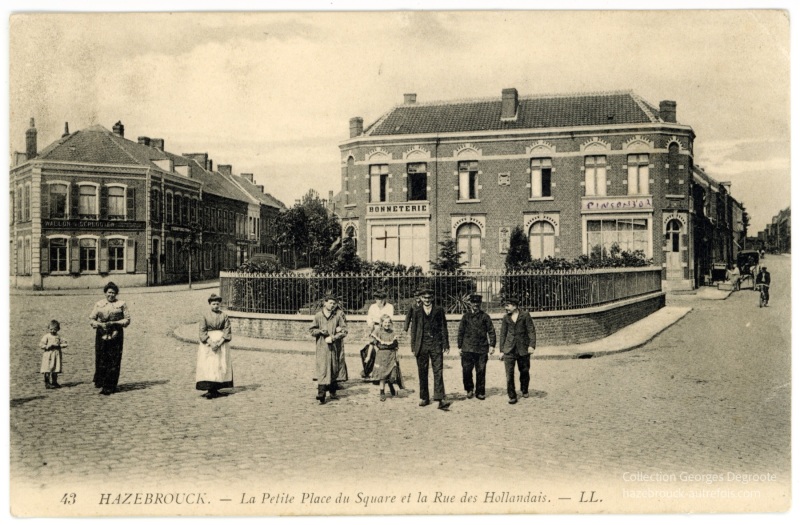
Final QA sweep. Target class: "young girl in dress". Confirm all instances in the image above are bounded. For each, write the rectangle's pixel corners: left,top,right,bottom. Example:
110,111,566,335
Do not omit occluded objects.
370,315,402,401
40,320,67,389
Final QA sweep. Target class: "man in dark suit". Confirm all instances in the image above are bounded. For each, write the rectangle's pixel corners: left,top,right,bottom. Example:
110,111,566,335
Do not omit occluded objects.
408,288,451,410
498,295,536,404
755,266,771,306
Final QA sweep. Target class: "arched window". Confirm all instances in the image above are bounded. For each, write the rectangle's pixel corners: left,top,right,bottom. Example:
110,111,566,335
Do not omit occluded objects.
666,219,682,253
529,221,555,260
456,223,481,268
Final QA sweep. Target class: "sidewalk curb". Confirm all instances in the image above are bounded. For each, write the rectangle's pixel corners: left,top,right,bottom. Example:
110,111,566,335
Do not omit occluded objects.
172,306,693,361
10,281,220,297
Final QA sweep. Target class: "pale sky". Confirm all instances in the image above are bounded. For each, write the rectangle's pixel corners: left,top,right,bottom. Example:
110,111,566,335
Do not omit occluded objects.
8,8,791,232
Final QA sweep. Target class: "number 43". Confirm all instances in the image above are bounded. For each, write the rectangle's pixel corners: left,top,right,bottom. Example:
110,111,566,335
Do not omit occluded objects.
60,493,76,505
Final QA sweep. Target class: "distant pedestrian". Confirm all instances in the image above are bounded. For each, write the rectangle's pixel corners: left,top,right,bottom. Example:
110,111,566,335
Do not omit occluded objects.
39,319,67,390
457,294,496,400
726,264,741,291
408,287,451,410
370,315,403,401
89,282,131,396
310,295,348,404
196,294,234,399
498,296,536,404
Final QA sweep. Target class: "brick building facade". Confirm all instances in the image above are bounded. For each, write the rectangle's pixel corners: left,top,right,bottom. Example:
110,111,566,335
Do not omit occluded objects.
336,89,702,289
10,119,285,289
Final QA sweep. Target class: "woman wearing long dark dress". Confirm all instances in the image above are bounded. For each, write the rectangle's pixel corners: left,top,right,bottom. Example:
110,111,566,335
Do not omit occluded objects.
89,282,131,396
196,294,233,399
310,295,347,405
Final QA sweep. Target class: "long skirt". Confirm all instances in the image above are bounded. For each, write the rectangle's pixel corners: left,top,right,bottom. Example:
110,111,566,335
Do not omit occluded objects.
95,330,124,391
196,330,234,391
373,349,403,386
40,349,62,374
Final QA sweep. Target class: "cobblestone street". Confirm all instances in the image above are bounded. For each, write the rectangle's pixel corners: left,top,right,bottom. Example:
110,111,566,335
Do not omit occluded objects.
9,256,791,515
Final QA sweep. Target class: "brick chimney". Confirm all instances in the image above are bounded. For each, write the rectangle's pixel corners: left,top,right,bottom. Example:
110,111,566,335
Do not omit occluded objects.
138,136,151,146
241,173,254,183
151,138,165,151
501,88,518,120
659,100,677,123
218,164,232,176
25,118,37,159
183,153,209,170
404,93,417,104
62,122,70,138
257,185,265,193
112,121,124,137
349,117,363,138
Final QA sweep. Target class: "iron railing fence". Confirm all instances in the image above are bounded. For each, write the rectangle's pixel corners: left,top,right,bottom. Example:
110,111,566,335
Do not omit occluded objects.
220,267,662,316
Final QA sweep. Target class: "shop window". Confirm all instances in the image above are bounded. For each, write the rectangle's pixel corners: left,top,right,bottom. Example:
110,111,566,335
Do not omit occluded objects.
586,218,648,259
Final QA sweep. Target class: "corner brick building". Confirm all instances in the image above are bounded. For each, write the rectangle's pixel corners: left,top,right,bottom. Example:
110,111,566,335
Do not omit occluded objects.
10,120,285,289
336,88,710,289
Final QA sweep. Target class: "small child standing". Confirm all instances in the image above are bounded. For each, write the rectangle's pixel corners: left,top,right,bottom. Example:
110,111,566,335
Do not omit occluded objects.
40,320,67,389
370,315,403,401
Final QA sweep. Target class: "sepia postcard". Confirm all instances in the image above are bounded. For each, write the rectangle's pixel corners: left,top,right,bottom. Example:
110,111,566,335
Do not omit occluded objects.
5,5,793,520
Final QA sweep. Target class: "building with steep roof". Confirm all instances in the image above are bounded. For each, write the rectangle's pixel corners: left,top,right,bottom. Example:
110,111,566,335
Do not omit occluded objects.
10,119,283,289
336,88,702,288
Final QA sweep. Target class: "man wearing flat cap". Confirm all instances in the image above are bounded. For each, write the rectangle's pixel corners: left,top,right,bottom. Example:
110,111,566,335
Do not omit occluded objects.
457,294,496,400
498,295,536,404
407,287,451,410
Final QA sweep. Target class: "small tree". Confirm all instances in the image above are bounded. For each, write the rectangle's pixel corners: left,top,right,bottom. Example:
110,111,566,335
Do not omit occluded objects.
180,222,203,289
505,225,532,270
430,235,466,273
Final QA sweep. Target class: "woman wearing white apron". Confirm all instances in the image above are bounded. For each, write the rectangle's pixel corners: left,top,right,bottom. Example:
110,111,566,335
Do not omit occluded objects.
196,294,233,399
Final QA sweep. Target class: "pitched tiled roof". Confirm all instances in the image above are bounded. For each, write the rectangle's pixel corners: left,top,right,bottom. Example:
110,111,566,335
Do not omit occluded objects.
231,174,287,211
363,91,664,136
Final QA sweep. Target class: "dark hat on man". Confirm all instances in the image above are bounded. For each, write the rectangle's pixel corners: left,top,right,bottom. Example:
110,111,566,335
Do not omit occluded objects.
503,295,520,306
418,287,434,297
468,294,483,304
208,293,223,304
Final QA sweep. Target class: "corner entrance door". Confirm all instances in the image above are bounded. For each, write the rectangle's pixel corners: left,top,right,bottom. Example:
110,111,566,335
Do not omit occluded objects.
666,219,682,280
152,238,160,284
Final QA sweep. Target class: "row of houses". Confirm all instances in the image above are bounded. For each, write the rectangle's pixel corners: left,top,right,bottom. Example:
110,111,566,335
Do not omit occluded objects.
755,207,790,254
332,88,746,289
10,119,285,290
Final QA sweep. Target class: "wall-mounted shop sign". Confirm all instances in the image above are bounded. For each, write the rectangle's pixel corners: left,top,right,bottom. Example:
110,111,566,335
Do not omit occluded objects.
581,196,653,213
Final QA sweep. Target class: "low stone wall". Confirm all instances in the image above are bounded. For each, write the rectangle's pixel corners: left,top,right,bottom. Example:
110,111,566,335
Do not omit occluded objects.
228,291,665,347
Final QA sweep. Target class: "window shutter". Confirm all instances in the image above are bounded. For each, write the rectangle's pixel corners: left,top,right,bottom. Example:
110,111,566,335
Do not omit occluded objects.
126,239,136,272
41,187,50,219
70,238,80,273
71,185,79,218
127,187,136,220
99,186,108,219
99,238,109,273
40,238,50,275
